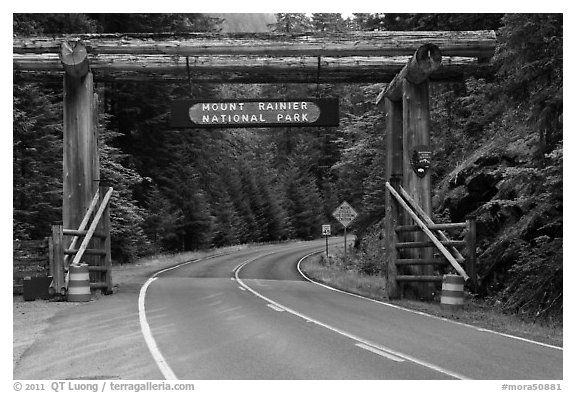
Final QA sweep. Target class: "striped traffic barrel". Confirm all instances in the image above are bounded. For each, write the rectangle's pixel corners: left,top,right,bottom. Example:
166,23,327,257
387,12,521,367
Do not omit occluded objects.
440,274,465,308
67,263,91,302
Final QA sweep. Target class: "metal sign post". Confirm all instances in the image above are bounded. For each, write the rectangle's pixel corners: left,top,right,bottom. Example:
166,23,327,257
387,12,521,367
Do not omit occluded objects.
321,224,331,257
331,201,358,257
344,227,347,256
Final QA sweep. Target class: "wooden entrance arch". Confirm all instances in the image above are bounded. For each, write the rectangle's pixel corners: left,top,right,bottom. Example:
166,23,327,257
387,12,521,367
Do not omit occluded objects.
13,30,495,298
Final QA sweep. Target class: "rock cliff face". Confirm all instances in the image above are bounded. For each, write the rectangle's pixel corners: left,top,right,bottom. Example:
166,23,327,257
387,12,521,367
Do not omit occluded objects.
433,127,562,322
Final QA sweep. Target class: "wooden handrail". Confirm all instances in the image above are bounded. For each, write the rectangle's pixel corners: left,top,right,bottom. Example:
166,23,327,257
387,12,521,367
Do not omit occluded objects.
70,187,113,266
396,275,444,282
396,240,466,248
65,248,107,256
63,229,107,238
64,189,100,265
396,258,447,266
385,182,469,280
398,186,466,263
396,223,467,232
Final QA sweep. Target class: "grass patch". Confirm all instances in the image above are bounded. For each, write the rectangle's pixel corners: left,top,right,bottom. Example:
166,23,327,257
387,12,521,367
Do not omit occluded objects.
387,298,563,347
302,254,388,301
112,244,249,287
300,251,562,348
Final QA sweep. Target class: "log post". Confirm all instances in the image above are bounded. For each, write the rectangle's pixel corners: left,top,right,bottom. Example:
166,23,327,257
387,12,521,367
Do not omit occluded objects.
59,41,89,78
402,78,435,300
63,68,98,250
383,97,404,298
377,43,442,105
385,98,404,179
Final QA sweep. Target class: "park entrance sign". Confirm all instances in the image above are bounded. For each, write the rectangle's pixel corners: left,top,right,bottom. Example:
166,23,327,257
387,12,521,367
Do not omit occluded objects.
171,98,339,128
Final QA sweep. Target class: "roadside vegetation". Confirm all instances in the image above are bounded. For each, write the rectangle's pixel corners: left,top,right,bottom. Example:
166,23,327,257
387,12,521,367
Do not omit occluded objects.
300,249,562,348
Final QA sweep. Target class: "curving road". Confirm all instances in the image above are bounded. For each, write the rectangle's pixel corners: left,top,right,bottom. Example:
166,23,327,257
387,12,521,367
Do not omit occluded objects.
141,239,563,380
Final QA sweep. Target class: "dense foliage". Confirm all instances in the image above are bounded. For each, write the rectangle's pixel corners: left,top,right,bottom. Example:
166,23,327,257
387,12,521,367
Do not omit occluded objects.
13,13,562,322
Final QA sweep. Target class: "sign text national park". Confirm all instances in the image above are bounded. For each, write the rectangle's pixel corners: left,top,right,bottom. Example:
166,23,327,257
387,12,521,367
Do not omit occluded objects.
171,98,339,128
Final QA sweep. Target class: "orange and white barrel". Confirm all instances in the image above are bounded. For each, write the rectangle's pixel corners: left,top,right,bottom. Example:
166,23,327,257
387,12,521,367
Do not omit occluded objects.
440,274,464,308
67,263,91,302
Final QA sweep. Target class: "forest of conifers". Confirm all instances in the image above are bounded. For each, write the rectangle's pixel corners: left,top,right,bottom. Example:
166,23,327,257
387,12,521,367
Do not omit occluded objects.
13,14,562,322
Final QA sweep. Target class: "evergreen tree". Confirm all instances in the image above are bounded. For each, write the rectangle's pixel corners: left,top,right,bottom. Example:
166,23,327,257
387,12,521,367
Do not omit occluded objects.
311,13,347,32
361,13,503,31
98,112,151,262
284,165,325,240
13,83,63,239
88,13,221,33
270,13,312,33
494,13,562,154
141,183,183,253
13,13,99,35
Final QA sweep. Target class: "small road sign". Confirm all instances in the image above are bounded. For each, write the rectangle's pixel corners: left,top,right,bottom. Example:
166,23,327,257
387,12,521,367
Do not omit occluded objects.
332,201,358,228
322,225,331,236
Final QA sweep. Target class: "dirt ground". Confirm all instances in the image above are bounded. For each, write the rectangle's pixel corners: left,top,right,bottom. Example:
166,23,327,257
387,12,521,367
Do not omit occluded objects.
13,297,78,365
12,246,245,370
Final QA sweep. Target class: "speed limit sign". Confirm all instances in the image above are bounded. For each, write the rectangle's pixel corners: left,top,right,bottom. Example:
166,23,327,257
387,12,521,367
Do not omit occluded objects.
322,224,331,236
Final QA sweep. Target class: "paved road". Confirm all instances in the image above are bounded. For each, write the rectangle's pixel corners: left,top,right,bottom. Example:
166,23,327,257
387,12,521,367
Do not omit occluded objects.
142,240,563,380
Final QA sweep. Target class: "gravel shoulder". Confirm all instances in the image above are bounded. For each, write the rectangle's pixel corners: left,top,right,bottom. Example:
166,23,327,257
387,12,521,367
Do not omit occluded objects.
12,245,247,373
13,298,78,366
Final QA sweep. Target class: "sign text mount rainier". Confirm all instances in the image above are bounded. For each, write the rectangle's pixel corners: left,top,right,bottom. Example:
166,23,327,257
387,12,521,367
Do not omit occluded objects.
171,98,339,128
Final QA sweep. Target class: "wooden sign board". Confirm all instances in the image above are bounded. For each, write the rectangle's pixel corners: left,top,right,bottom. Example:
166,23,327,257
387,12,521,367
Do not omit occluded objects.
171,98,339,128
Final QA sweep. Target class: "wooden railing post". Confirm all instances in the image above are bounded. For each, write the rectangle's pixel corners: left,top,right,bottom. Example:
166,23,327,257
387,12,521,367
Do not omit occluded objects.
50,224,65,296
99,185,113,294
384,174,402,298
466,216,478,291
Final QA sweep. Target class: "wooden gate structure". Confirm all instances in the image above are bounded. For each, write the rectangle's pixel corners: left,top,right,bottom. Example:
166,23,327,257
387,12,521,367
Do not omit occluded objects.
13,30,496,299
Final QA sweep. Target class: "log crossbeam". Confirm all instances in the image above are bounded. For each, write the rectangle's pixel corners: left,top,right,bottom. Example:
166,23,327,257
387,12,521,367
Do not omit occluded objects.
13,53,492,83
13,31,497,57
13,31,496,83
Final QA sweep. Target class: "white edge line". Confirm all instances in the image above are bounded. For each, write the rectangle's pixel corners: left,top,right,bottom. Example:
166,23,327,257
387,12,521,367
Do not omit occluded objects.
235,258,470,380
296,252,563,351
138,276,178,380
267,304,285,312
355,343,405,362
138,248,286,380
137,253,232,380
